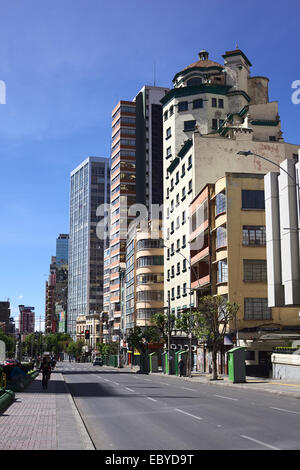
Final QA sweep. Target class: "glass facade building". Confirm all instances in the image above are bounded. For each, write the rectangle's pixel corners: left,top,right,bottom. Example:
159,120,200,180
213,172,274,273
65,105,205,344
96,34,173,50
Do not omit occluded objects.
67,157,110,338
56,234,69,267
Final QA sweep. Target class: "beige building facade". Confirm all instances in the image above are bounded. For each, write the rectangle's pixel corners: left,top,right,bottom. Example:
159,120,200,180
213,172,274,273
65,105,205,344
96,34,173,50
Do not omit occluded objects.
163,49,300,321
123,222,164,345
190,172,300,375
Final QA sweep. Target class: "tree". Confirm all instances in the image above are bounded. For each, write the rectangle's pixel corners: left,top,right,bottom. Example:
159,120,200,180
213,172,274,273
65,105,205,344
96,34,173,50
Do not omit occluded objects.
67,339,84,359
176,295,239,380
194,295,239,380
127,326,160,354
0,331,16,357
152,311,175,346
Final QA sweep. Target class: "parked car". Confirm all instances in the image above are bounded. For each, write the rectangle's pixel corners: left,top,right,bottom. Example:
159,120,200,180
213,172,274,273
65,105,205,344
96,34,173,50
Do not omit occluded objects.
93,357,103,366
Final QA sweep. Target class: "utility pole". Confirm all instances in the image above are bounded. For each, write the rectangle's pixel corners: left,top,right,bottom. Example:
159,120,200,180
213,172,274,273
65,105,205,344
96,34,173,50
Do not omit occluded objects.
167,290,171,375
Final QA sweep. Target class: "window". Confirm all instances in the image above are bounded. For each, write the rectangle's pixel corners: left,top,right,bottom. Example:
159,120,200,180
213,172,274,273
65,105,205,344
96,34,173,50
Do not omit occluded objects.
181,164,185,177
243,226,266,246
216,192,226,215
212,119,218,130
212,98,217,107
136,239,164,250
166,127,171,139
182,187,186,200
137,290,164,302
188,180,192,193
177,285,181,298
216,226,227,249
244,260,267,281
176,262,180,275
188,155,192,168
242,190,265,210
182,235,186,247
187,77,202,86
269,136,276,142
178,101,188,112
218,98,224,108
164,111,168,121
166,146,172,159
169,105,174,116
183,259,187,271
217,260,228,283
193,99,203,109
184,120,196,131
244,298,271,320
136,256,164,267
183,283,187,295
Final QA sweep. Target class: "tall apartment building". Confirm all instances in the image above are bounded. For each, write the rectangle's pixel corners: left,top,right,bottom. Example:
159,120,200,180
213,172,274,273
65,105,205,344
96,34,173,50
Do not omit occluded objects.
163,48,300,325
45,256,56,333
56,234,69,267
68,156,110,339
18,305,35,335
124,222,164,338
104,85,169,341
55,234,69,334
0,301,11,334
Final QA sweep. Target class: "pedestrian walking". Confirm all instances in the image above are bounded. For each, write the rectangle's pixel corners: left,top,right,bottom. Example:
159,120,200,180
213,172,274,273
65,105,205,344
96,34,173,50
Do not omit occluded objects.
39,357,52,390
178,357,185,377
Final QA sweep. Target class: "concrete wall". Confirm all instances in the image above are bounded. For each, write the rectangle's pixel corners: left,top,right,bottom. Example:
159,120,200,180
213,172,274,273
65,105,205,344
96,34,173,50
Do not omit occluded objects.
272,353,300,381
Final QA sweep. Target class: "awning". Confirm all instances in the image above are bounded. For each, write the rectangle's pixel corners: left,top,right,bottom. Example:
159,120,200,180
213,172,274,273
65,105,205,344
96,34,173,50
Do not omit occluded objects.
259,333,300,341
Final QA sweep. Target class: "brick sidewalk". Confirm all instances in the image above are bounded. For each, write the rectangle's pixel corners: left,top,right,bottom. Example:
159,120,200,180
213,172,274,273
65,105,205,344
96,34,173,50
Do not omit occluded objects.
0,371,94,450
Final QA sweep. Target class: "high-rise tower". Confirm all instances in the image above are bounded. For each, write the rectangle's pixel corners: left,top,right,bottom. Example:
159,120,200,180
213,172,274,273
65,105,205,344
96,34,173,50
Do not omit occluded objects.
104,85,169,341
68,156,110,338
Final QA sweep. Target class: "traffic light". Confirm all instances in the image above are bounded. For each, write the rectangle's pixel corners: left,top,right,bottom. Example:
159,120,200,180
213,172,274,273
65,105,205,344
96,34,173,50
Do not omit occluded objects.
85,329,90,340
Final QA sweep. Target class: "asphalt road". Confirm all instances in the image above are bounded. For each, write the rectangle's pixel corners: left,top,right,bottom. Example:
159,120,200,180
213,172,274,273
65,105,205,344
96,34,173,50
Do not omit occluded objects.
59,362,300,450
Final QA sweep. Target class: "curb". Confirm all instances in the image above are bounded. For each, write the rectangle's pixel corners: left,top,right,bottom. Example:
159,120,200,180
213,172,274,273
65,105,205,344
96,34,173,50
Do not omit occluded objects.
0,389,15,413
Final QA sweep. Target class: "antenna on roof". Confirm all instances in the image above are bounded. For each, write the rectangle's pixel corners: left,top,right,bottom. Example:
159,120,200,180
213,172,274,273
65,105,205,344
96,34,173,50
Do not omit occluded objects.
153,60,156,87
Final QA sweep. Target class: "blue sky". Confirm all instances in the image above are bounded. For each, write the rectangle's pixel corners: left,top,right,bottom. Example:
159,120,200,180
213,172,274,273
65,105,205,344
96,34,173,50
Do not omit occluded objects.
0,0,300,328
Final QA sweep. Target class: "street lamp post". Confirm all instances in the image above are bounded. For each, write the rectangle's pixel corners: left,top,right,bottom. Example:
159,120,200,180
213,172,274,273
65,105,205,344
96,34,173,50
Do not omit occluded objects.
163,243,197,378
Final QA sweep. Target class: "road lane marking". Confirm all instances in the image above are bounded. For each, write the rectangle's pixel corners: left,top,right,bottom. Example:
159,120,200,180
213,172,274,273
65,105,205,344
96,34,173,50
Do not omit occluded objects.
270,407,300,415
111,381,119,385
181,387,197,392
240,435,280,450
125,387,135,392
214,395,238,401
145,396,157,402
143,378,152,382
174,408,203,421
158,381,171,386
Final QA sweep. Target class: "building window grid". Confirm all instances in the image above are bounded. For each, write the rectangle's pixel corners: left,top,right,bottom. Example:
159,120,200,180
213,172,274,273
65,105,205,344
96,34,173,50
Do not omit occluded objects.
244,298,271,321
243,260,267,282
242,226,266,246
